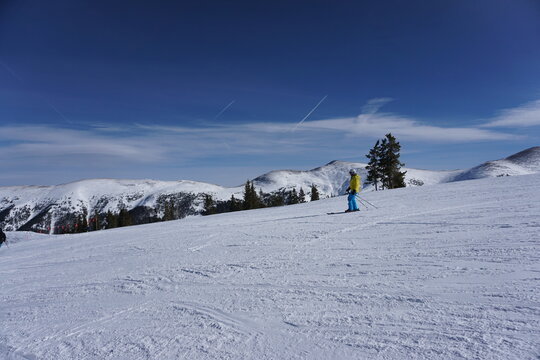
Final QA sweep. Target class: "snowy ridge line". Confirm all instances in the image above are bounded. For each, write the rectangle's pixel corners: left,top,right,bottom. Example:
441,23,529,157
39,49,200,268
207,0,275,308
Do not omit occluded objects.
0,146,539,234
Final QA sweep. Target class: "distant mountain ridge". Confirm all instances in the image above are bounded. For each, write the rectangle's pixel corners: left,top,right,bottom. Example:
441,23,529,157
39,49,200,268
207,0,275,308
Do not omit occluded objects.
452,146,540,181
0,147,538,232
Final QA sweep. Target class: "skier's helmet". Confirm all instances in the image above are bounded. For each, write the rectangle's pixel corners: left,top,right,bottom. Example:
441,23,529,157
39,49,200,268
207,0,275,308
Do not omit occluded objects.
349,169,357,175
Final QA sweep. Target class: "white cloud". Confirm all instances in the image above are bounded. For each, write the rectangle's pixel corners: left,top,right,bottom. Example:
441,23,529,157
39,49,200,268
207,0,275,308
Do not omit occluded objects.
300,113,518,142
481,99,540,128
0,126,167,162
283,97,518,142
361,97,394,115
0,123,312,170
0,98,522,173
1,121,513,167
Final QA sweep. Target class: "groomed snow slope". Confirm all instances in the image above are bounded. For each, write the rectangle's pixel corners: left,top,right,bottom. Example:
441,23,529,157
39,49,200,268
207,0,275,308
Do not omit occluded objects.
1,174,539,359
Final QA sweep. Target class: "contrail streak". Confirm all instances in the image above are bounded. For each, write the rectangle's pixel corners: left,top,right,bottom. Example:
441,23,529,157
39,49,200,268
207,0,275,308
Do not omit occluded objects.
213,100,236,150
292,95,327,132
214,100,236,120
0,59,76,124
47,102,73,124
0,60,23,82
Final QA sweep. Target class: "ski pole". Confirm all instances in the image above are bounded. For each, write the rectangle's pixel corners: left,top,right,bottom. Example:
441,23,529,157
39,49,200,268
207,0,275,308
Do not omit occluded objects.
356,198,370,210
349,192,369,210
355,194,378,209
347,191,369,210
357,196,378,209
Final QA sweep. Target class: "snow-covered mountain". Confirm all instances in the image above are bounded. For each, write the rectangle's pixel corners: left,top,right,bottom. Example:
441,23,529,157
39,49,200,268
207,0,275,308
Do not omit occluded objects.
0,147,538,232
1,172,539,359
452,146,540,181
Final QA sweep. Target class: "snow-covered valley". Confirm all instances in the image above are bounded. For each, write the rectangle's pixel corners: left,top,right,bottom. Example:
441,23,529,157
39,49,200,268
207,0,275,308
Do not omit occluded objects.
1,173,539,359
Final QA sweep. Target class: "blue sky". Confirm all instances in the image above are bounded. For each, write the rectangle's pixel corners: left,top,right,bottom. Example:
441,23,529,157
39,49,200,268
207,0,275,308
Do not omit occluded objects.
1,0,539,186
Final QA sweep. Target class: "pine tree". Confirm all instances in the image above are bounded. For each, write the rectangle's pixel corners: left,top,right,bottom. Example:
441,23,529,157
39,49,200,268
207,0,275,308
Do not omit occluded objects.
169,200,176,220
379,133,406,189
243,180,263,210
365,139,383,191
202,194,216,215
163,201,174,221
243,180,252,210
81,215,88,232
288,188,300,204
252,183,264,208
267,192,285,207
93,210,100,231
74,217,81,233
258,189,266,206
310,184,320,201
298,188,306,203
106,210,118,229
229,195,242,212
118,208,132,227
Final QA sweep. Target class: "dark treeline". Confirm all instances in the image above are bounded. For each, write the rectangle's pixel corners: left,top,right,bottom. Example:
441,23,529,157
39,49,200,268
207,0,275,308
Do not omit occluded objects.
48,183,321,233
53,208,138,234
202,181,320,216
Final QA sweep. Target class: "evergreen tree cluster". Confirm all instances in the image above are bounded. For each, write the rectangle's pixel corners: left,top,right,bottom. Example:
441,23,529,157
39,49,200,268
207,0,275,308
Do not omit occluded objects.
104,209,133,229
38,183,323,233
365,133,407,190
54,207,144,233
202,181,321,216
48,213,90,234
243,180,264,210
163,200,176,221
310,184,320,201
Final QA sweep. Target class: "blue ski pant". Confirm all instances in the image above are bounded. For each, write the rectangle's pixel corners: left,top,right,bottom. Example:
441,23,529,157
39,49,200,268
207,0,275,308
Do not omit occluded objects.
348,192,359,211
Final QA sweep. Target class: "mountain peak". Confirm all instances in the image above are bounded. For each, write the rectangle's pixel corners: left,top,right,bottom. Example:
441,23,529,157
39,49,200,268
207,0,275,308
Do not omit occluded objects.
504,146,540,169
452,146,540,181
325,160,352,166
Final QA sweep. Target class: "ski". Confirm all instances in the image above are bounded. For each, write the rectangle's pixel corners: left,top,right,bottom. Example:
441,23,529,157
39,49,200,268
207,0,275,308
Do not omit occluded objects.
327,211,360,215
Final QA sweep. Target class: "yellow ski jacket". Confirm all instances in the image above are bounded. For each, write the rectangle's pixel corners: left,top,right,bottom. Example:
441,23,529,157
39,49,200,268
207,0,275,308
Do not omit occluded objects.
349,174,360,193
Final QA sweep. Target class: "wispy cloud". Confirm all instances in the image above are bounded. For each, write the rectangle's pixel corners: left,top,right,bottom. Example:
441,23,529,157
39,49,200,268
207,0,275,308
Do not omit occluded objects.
481,99,540,128
0,98,525,178
361,97,394,115
0,126,167,162
301,113,518,142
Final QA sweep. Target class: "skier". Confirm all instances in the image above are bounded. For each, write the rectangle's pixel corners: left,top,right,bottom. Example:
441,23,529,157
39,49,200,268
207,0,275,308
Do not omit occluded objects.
0,227,6,248
345,169,360,212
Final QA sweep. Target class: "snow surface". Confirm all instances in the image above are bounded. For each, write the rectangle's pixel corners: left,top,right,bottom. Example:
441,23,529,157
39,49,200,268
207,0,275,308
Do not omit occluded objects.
1,174,539,359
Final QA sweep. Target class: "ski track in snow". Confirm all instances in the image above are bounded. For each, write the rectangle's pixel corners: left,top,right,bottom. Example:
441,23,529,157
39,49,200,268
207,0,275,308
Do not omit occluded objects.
1,174,540,359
